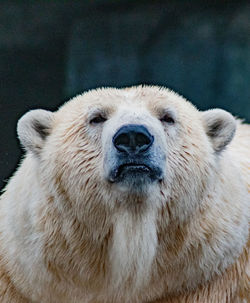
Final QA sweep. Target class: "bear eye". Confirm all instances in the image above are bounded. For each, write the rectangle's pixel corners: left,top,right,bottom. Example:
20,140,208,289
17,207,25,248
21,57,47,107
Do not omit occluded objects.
160,113,175,124
90,114,107,125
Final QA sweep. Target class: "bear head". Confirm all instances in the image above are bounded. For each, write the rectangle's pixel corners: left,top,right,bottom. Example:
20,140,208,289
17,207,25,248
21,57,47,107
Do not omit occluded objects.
17,86,236,218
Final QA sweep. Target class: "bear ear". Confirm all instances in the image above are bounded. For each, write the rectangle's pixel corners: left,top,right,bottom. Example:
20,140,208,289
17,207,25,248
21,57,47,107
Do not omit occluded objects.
17,109,54,155
202,109,236,153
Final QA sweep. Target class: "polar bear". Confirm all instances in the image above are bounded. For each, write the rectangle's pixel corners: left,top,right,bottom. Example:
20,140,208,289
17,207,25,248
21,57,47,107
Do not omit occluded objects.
0,86,249,303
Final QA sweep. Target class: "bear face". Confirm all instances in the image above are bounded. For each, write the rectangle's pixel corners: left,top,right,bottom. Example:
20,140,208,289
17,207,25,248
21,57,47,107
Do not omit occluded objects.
15,87,236,233
17,86,236,216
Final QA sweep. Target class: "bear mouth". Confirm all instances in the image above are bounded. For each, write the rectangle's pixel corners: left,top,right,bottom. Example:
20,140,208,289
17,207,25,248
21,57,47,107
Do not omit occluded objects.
109,162,159,183
117,163,151,177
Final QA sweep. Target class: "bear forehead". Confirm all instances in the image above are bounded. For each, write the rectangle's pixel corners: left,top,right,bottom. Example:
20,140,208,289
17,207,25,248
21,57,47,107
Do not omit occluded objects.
58,86,197,118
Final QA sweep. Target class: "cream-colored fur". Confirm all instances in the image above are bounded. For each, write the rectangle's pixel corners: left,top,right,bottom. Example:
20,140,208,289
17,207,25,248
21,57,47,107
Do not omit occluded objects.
0,86,249,303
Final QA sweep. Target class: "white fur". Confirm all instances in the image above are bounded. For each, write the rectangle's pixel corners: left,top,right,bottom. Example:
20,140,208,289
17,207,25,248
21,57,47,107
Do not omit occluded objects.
110,207,157,292
0,86,249,303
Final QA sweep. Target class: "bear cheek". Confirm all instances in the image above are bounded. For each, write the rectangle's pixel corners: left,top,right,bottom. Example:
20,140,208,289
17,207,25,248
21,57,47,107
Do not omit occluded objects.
102,148,117,182
101,123,116,181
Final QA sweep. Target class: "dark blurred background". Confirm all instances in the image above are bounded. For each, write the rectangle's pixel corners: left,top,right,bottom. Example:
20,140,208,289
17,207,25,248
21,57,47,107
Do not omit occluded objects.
1,0,250,190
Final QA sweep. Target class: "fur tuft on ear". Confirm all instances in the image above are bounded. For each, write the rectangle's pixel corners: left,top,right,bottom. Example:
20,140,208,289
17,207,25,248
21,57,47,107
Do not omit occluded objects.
202,109,236,153
17,109,54,155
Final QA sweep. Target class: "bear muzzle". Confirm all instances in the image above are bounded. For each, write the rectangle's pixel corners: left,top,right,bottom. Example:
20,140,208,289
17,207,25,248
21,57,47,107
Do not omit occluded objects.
106,124,164,187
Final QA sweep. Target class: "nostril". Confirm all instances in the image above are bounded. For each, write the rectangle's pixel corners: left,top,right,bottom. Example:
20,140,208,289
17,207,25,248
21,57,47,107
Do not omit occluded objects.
114,133,130,150
113,124,154,154
136,132,151,147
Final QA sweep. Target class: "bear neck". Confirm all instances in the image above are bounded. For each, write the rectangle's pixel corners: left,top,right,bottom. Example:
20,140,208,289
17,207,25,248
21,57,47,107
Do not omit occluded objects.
40,166,248,296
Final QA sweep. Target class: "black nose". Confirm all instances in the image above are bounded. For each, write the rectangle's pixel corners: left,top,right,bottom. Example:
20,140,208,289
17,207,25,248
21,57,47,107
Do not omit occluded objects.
113,124,154,154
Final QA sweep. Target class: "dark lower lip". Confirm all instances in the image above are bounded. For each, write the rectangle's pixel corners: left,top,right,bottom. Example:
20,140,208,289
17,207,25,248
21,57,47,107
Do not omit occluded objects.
117,163,150,175
110,163,151,182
